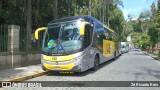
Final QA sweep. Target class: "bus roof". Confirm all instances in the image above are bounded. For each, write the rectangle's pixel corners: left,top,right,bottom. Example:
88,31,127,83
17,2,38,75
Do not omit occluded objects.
48,15,92,24
48,15,115,33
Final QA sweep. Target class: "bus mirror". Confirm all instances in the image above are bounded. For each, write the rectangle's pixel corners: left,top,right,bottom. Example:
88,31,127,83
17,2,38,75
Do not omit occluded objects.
90,24,93,31
31,34,36,42
35,27,46,40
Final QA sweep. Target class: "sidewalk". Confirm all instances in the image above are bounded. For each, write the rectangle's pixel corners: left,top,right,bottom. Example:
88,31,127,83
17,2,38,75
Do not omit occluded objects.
0,64,46,81
142,51,160,61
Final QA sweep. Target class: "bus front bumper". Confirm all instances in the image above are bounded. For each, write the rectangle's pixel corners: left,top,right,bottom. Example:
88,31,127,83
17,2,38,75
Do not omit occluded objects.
41,59,82,72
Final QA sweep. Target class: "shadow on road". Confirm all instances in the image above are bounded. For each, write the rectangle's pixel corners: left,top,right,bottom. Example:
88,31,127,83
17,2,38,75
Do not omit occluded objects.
46,58,117,77
140,67,160,80
131,67,160,80
114,66,160,80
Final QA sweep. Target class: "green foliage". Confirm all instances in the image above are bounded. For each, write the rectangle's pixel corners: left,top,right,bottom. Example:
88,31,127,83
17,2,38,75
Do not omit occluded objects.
148,26,158,47
132,20,142,32
0,0,125,41
158,50,160,57
126,2,159,50
109,6,125,41
0,1,124,28
134,33,150,50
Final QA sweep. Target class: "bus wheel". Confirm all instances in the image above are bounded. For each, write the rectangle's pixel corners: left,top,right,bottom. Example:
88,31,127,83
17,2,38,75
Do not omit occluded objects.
42,65,47,71
113,51,117,60
92,55,99,71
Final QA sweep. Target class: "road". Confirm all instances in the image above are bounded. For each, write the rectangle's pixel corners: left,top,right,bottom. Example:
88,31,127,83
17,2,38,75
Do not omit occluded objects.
3,51,160,90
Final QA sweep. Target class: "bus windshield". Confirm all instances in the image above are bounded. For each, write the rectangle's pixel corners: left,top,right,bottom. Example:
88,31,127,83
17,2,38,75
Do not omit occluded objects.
42,21,82,54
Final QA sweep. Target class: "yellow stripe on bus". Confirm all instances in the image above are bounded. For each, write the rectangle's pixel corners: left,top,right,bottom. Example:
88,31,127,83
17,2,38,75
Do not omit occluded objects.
43,62,74,70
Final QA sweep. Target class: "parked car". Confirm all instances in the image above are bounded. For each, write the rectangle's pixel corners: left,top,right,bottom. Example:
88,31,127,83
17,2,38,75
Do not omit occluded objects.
131,48,141,52
121,42,129,54
121,46,128,53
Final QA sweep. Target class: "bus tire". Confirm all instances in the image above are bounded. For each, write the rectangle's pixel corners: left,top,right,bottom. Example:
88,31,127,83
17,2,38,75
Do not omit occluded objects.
91,55,100,71
113,51,117,60
42,65,47,71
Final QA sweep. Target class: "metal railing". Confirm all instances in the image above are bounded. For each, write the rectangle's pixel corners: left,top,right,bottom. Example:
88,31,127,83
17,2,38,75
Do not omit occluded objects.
0,24,8,52
19,27,44,52
0,25,44,53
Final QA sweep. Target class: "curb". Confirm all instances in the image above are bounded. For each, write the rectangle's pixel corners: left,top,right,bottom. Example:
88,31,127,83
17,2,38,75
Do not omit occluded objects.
5,71,47,82
143,52,160,61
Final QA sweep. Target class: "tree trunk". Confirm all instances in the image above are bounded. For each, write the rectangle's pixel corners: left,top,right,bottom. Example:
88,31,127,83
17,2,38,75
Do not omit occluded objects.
104,0,106,24
102,0,104,23
107,0,110,27
67,0,71,16
26,0,32,51
0,0,3,10
74,0,77,16
54,0,58,19
89,0,92,16
99,0,102,21
35,0,40,25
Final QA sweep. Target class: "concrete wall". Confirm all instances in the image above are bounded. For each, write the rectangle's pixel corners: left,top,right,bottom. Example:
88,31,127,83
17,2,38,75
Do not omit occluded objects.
0,53,41,69
0,25,41,70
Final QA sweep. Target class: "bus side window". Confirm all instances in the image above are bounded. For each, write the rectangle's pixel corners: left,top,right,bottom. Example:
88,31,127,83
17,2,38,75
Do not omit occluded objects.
83,24,92,48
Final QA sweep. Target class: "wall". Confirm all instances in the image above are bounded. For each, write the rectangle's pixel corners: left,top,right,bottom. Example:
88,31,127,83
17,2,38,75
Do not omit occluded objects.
0,52,41,70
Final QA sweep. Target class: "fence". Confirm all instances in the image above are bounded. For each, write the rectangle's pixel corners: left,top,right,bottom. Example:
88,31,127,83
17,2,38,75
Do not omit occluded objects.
0,24,43,53
0,24,8,52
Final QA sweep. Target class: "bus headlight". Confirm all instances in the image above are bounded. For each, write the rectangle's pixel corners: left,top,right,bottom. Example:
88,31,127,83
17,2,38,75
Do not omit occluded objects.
72,57,81,66
73,58,80,62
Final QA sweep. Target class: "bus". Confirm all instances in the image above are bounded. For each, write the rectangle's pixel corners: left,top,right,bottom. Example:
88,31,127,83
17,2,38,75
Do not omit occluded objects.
34,15,121,72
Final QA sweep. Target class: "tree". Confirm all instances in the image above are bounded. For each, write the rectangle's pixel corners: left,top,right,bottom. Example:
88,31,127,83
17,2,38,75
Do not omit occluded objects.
53,0,58,19
0,0,126,50
89,0,92,15
148,26,158,47
137,34,150,50
26,0,32,50
151,2,156,21
109,7,125,41
0,0,3,10
137,10,152,34
67,0,71,16
74,0,77,16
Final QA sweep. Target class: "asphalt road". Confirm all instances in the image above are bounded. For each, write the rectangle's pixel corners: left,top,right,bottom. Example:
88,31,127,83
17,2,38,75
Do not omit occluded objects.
3,51,160,90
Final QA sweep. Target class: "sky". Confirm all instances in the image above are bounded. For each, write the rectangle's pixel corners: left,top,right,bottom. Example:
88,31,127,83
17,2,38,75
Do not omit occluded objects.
121,0,157,20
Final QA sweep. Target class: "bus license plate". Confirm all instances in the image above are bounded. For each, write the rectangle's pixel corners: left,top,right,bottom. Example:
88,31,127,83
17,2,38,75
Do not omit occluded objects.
54,67,61,70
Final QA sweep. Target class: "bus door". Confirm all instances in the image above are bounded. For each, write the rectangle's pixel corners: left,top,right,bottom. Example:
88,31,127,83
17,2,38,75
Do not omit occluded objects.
82,23,93,67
